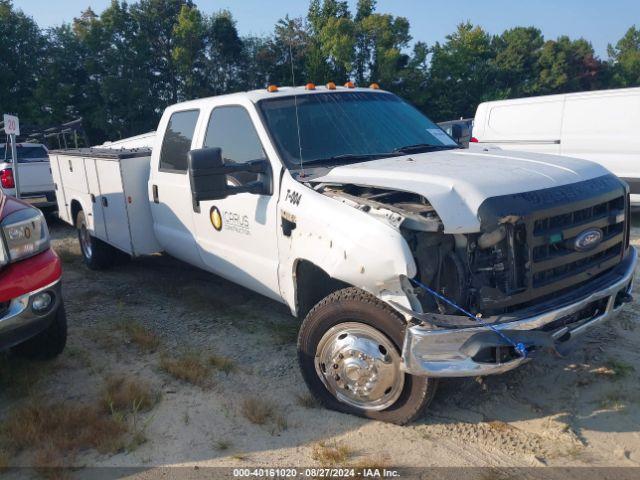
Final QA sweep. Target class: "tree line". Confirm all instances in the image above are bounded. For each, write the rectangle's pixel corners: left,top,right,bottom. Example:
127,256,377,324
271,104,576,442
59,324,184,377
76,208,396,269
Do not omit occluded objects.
1,0,639,144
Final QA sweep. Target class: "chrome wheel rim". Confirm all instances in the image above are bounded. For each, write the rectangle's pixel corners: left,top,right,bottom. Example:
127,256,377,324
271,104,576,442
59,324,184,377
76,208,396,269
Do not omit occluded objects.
315,322,404,411
79,223,92,259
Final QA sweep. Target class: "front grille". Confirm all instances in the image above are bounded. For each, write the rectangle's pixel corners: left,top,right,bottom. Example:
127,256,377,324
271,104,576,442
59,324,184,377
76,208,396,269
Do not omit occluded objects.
528,195,625,294
476,175,629,314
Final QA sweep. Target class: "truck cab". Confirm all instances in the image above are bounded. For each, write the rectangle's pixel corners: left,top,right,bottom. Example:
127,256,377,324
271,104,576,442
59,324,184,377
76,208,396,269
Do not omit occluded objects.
51,85,637,425
0,142,57,210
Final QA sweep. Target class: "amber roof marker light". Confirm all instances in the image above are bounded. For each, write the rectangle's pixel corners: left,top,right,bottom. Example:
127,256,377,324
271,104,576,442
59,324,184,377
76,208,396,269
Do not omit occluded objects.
267,85,278,92
305,83,316,90
344,81,355,88
326,82,336,90
369,83,380,89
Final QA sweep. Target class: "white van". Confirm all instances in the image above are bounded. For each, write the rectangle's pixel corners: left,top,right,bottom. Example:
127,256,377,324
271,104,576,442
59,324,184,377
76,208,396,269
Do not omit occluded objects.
472,87,640,207
0,142,56,209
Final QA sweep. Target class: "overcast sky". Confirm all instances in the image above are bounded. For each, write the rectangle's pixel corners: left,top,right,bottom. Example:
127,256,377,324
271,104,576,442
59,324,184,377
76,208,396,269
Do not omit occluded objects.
13,0,640,58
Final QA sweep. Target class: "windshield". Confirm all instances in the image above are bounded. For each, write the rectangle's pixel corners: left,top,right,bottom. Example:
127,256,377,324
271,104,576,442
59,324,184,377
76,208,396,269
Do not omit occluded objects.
259,91,458,168
0,145,49,163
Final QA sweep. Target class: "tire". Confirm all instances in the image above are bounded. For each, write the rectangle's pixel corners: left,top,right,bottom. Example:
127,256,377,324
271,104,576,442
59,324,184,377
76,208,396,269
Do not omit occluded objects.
76,210,114,270
298,287,437,425
15,302,67,359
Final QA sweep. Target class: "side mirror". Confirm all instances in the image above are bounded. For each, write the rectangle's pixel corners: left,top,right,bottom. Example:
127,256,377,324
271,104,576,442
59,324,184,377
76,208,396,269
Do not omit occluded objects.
188,147,272,209
450,124,463,143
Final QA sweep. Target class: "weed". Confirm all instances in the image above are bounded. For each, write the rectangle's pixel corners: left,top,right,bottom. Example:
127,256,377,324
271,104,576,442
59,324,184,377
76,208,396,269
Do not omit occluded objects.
0,447,8,472
160,352,212,387
0,355,54,398
295,392,319,409
208,354,236,374
101,375,158,414
596,359,636,380
117,320,160,353
312,441,354,465
599,392,627,410
215,440,232,451
231,453,248,461
352,454,391,471
241,397,275,425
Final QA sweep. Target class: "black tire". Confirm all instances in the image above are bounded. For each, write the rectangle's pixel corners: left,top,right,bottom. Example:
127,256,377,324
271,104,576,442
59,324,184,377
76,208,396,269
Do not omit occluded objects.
76,210,115,270
298,287,437,425
15,303,67,359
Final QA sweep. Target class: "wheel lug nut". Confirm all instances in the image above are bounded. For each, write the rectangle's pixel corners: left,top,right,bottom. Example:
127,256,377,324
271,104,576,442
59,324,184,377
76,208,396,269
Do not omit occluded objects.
338,353,344,359
334,375,340,381
332,364,339,369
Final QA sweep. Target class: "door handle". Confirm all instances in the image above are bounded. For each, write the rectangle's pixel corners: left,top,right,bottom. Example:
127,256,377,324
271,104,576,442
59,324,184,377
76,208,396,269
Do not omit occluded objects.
152,185,159,203
101,197,108,207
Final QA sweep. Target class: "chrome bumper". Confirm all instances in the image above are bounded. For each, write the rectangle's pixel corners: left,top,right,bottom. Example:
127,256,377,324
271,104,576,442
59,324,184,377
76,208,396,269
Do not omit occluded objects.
0,280,62,351
402,247,637,378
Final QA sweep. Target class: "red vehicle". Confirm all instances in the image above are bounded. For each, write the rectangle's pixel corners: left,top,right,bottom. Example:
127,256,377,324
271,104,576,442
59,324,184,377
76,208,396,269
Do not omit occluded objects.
0,191,66,358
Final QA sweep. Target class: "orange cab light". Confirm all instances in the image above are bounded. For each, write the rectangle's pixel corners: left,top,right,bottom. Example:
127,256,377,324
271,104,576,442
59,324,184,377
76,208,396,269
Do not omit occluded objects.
267,85,278,92
305,83,316,90
369,83,380,90
326,82,336,90
344,81,355,88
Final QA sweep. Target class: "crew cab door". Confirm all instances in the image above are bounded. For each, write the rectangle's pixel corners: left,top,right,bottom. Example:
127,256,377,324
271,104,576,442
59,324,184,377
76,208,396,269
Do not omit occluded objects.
190,103,281,301
149,108,204,267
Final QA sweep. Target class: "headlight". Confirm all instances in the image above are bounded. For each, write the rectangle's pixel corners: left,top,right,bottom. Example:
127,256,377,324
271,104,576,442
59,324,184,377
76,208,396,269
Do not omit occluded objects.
1,208,50,264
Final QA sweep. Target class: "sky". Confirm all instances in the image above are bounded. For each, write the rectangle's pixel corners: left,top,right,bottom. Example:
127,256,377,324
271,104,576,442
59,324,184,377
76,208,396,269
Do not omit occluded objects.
12,0,640,58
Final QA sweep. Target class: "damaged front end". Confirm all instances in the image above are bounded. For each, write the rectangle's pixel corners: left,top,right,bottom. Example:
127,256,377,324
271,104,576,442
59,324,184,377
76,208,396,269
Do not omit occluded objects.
318,177,637,378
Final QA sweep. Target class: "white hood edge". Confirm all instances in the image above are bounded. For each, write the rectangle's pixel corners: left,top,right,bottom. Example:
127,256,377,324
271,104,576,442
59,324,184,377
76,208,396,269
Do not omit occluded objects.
312,149,612,233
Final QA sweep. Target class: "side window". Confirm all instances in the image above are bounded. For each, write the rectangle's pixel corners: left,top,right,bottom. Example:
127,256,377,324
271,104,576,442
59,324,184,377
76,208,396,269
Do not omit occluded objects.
203,106,266,186
159,109,200,172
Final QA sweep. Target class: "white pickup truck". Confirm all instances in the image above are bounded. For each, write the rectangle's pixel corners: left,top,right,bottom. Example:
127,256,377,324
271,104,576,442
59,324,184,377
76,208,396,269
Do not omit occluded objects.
1,142,56,210
50,85,637,425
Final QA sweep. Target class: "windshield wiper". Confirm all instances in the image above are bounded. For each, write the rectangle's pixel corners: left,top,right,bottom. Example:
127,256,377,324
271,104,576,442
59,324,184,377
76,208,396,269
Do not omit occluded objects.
302,152,400,166
392,143,459,154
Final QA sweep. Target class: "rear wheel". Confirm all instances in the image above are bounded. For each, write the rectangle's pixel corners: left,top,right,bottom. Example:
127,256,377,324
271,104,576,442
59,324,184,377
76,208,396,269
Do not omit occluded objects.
76,210,115,270
298,287,437,425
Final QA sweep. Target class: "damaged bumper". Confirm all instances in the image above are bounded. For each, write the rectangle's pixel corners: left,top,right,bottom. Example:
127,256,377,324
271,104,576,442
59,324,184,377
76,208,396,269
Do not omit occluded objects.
401,247,637,377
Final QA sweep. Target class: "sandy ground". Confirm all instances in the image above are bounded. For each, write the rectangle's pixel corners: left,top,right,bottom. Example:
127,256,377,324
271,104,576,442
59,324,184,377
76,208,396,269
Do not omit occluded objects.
1,214,640,477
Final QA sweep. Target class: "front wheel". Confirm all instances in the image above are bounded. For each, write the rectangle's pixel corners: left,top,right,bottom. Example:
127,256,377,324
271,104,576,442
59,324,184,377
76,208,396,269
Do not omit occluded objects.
297,287,437,425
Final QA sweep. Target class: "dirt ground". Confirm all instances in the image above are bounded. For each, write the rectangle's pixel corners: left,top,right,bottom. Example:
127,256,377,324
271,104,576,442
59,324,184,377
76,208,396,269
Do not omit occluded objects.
1,214,640,477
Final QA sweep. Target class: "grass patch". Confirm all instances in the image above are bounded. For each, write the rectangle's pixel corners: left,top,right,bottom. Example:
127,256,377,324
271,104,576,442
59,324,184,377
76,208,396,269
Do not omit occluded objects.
596,359,636,380
312,441,354,465
241,397,275,425
0,448,8,472
599,392,627,410
295,392,319,409
268,320,299,345
4,401,127,460
215,440,232,451
118,321,161,353
352,454,391,471
487,420,512,432
160,352,212,387
101,375,158,414
208,354,236,375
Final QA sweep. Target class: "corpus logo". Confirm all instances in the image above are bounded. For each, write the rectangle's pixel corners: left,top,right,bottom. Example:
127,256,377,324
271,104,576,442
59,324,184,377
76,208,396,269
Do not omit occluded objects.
210,206,223,231
574,228,603,252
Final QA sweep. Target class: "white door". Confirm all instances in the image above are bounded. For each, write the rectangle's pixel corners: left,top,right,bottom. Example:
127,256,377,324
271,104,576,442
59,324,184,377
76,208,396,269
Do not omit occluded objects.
191,105,281,301
149,109,203,267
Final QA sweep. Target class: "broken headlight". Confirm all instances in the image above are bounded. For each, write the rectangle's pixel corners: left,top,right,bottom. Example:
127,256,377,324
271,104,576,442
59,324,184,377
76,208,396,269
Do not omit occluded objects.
1,208,50,264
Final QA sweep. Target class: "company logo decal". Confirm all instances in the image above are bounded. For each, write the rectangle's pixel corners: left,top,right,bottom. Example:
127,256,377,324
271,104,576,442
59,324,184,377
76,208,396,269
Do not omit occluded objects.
210,206,223,231
574,228,603,252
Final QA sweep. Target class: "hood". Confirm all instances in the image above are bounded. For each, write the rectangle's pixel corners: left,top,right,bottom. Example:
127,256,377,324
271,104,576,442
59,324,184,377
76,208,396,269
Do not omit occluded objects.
311,149,612,233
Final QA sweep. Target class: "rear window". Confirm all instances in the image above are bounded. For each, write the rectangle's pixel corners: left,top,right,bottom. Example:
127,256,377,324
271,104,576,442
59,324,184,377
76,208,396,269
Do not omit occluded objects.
159,110,200,172
0,145,49,163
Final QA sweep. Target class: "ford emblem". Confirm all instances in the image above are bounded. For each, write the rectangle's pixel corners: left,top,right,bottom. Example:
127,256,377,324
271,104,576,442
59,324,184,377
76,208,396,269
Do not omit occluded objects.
574,228,603,252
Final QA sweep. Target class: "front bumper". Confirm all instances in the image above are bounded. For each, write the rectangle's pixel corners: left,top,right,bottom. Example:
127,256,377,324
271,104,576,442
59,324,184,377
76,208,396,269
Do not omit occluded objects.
401,247,637,377
0,279,62,351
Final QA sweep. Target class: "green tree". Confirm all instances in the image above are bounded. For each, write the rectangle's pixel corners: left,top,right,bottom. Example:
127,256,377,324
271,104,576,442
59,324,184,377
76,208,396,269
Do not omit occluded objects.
536,36,606,94
0,0,47,124
493,27,544,97
427,22,496,120
608,25,640,87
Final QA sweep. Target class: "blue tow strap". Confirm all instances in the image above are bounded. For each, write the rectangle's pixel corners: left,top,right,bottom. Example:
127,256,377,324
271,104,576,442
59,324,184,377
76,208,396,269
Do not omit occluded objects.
409,278,529,358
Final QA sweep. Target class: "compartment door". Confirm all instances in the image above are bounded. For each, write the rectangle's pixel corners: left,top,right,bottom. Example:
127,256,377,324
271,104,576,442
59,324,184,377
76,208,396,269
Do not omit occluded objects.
84,158,108,240
95,159,133,254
